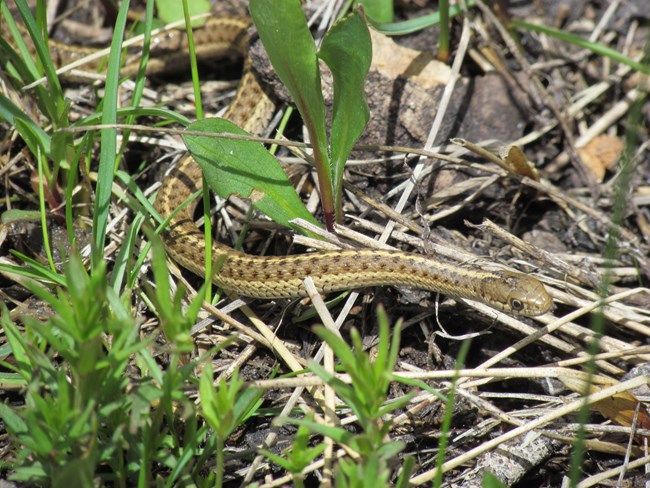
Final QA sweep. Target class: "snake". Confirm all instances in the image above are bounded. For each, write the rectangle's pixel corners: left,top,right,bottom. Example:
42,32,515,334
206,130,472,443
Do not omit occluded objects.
11,15,553,316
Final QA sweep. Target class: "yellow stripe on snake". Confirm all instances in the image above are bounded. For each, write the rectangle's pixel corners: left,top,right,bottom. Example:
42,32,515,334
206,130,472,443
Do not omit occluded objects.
25,15,553,316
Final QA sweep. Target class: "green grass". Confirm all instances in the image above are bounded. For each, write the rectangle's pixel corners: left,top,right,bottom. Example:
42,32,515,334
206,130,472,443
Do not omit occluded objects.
0,1,414,484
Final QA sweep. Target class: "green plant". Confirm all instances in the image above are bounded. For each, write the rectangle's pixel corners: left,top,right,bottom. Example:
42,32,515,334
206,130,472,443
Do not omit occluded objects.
0,241,263,485
259,417,327,488
199,365,264,488
186,0,371,231
0,255,146,484
272,307,415,484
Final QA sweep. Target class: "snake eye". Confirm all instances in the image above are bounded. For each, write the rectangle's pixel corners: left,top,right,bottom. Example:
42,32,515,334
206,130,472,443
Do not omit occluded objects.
510,298,524,312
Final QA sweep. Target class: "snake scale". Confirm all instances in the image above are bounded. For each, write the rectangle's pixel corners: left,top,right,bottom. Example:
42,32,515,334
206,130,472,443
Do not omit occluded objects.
19,15,553,316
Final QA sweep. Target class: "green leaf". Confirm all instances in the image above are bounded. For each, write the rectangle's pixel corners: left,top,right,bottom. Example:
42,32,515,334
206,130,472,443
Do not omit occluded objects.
261,432,326,473
183,118,319,233
51,456,96,488
0,371,27,387
3,104,51,157
318,10,371,206
199,364,220,432
278,417,354,445
0,396,28,435
372,307,394,380
260,449,295,471
514,20,650,75
77,106,192,128
375,439,406,459
376,394,412,417
311,326,358,369
232,386,264,425
434,339,472,487
9,466,48,483
308,360,356,403
93,0,131,267
250,0,336,224
250,0,327,156
0,251,65,285
357,0,394,23
482,472,508,488
199,365,260,440
369,1,475,35
155,0,210,26
1,209,42,224
0,7,38,80
5,0,64,121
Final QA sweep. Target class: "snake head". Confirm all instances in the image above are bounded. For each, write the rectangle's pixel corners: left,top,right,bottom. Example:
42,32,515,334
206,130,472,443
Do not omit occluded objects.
498,273,553,317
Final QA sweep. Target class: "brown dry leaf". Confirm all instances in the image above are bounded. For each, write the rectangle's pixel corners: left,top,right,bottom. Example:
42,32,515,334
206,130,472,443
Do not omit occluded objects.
559,371,650,435
578,135,625,181
498,145,540,181
592,389,650,432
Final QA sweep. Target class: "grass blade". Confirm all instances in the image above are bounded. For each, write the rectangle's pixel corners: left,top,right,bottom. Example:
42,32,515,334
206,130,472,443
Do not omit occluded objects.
92,0,131,266
514,20,650,75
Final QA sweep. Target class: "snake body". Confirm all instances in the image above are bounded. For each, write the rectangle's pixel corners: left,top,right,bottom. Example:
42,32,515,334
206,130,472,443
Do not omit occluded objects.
16,15,552,316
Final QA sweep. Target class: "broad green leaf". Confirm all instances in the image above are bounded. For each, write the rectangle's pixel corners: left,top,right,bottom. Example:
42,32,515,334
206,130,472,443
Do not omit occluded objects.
357,0,394,23
183,118,319,234
8,466,49,483
249,0,327,158
155,0,210,26
250,0,336,223
318,11,371,207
